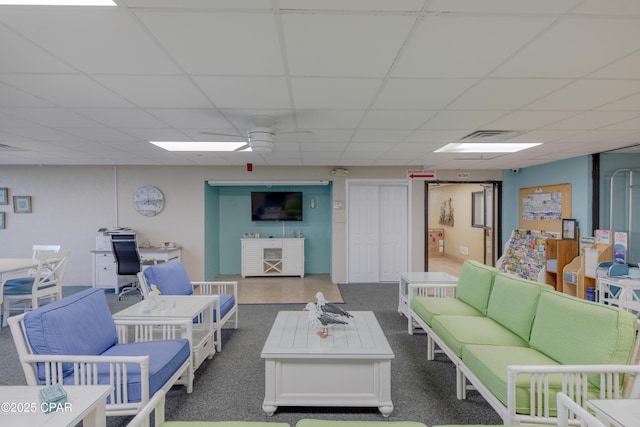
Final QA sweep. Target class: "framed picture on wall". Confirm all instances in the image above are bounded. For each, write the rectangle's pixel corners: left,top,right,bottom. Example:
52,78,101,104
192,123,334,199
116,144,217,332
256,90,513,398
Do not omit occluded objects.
0,212,5,229
13,196,32,213
0,187,7,205
562,218,577,240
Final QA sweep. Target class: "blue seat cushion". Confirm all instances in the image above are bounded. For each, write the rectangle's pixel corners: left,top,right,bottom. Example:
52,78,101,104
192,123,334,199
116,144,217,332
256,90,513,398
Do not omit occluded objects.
24,288,118,381
143,259,193,296
58,339,190,403
3,277,35,288
215,294,236,322
3,280,55,295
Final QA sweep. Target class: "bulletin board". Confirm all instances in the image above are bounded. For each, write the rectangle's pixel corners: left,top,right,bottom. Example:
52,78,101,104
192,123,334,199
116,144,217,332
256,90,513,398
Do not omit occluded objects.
519,183,571,234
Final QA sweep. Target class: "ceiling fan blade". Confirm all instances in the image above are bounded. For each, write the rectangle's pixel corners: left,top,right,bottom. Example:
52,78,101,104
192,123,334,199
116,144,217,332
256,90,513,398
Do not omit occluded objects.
234,143,251,152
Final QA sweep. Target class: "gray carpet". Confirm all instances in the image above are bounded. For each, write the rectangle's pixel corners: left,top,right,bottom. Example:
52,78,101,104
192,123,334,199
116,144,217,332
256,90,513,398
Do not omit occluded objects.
0,284,503,426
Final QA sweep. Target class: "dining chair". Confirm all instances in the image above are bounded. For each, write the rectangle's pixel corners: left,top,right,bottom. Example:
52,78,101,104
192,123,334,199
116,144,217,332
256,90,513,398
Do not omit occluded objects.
111,234,143,300
2,249,71,326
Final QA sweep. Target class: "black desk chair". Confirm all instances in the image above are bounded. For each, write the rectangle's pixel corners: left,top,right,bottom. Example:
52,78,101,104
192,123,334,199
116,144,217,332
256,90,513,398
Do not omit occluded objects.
111,234,143,300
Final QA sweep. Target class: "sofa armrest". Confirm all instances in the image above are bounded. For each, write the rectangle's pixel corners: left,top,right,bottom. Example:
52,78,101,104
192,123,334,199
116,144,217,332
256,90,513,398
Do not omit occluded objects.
506,364,640,425
191,280,238,299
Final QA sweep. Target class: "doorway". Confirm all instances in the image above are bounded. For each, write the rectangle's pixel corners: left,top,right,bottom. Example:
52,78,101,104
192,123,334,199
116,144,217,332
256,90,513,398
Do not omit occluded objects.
425,182,501,272
347,181,409,283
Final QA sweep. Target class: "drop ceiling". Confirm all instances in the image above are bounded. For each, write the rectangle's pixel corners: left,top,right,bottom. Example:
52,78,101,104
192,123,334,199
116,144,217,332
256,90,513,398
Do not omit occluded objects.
1,0,640,169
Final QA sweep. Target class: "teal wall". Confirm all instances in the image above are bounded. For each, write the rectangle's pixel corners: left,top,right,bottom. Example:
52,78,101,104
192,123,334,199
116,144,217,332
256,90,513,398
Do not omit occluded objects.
204,183,332,277
501,156,592,251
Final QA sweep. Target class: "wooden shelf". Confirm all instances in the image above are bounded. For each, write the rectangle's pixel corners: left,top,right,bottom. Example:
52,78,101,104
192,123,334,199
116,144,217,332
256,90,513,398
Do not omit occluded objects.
544,238,579,292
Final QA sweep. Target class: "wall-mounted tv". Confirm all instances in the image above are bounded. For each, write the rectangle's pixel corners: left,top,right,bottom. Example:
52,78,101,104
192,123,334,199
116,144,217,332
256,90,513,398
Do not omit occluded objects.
251,191,303,221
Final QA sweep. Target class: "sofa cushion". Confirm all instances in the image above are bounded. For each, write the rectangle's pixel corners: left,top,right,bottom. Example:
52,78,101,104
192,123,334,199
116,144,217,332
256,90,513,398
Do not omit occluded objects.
462,345,562,415
60,339,191,403
163,423,290,427
432,316,528,358
486,274,549,342
143,259,193,296
530,291,637,367
24,288,117,380
410,297,483,327
455,260,498,315
216,294,236,322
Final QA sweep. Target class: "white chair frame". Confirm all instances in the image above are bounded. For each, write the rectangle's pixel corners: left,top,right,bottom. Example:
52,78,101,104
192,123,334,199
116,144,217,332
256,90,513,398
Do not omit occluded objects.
2,249,70,326
138,271,238,352
7,312,193,417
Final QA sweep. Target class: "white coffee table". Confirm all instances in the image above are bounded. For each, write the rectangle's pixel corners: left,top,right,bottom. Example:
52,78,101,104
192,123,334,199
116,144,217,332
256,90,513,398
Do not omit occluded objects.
0,385,112,427
398,271,458,317
261,310,394,417
587,399,640,427
112,295,217,373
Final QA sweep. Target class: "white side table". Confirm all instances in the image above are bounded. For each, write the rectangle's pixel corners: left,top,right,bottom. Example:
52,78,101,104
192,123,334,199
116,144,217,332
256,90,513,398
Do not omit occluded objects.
587,399,640,427
398,271,458,317
0,385,111,427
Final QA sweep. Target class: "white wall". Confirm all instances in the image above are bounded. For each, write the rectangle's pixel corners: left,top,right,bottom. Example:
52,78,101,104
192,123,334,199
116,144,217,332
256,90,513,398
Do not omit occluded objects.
0,165,501,285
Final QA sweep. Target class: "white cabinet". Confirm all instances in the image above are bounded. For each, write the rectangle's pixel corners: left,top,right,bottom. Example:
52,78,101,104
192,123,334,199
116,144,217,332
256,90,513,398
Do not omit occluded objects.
92,250,118,291
241,238,304,278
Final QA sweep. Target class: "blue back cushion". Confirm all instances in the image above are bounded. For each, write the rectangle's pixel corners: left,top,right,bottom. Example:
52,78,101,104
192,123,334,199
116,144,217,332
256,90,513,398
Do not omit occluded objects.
143,259,193,296
24,288,117,381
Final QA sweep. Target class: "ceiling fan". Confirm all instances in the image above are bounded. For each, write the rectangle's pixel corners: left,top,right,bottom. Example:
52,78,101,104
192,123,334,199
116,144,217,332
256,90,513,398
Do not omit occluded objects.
201,116,315,153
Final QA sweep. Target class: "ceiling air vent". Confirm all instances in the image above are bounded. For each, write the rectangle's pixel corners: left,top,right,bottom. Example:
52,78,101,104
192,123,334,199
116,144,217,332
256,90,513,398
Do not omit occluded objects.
461,130,523,142
0,143,27,151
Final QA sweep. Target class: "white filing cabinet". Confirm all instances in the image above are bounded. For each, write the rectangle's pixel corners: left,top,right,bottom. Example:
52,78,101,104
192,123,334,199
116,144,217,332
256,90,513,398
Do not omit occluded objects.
241,238,304,278
92,250,118,292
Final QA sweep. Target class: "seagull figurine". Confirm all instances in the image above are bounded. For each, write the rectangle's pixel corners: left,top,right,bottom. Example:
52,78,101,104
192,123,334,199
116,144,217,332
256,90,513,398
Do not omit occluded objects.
304,302,348,338
315,291,353,320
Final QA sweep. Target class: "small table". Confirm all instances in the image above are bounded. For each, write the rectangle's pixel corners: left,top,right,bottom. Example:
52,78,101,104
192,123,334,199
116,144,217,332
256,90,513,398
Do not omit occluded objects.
139,246,182,263
261,310,394,417
0,385,112,427
113,295,217,373
587,399,640,427
398,271,458,317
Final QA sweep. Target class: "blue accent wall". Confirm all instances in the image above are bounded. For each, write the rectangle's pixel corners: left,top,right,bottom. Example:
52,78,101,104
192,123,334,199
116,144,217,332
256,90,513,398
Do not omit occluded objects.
501,156,592,251
204,183,332,277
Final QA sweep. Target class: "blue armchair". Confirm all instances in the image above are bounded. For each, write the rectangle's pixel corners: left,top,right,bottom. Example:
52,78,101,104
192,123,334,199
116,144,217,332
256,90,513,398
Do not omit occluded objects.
138,259,238,352
7,288,193,417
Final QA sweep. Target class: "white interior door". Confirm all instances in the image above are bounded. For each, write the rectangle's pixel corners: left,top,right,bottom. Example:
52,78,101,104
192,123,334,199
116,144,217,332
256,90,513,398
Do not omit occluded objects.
348,183,408,283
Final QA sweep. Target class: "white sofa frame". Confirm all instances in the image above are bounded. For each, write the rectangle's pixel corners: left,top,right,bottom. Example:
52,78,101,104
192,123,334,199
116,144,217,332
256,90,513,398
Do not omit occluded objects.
138,272,238,352
8,313,193,417
407,282,640,425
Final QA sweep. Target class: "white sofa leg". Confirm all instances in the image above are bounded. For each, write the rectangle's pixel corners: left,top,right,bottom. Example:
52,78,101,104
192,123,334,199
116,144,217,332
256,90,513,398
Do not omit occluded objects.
456,367,466,400
427,336,435,360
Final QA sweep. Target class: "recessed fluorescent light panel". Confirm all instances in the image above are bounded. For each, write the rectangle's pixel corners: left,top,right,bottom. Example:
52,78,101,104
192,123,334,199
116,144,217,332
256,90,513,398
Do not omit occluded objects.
149,141,249,152
435,142,542,153
0,0,115,5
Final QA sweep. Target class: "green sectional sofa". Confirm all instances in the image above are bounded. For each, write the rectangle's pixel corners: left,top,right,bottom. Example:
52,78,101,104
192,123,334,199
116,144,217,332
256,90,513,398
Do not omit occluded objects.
408,260,640,425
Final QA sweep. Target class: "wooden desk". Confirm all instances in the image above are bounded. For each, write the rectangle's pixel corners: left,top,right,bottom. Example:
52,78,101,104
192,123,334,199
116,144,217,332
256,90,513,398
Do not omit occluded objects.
0,385,112,427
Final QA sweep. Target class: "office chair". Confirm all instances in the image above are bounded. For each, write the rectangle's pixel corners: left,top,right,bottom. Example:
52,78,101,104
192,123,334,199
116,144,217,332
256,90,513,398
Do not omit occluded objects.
111,234,143,300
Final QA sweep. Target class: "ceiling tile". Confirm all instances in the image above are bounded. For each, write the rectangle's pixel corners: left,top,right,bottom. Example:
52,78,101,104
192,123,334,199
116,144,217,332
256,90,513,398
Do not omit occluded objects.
121,0,273,8
374,79,477,110
573,0,640,16
351,130,413,143
94,75,210,108
603,115,640,131
1,75,132,108
428,0,580,14
393,15,554,78
597,92,640,111
291,77,381,109
283,13,414,77
0,25,74,73
194,76,291,109
543,111,640,130
486,111,581,130
360,110,437,129
76,108,169,128
525,79,640,110
450,78,571,110
279,0,425,11
403,129,470,143
295,111,365,130
5,108,102,128
0,81,52,107
421,110,509,130
494,17,640,78
136,11,283,75
590,51,640,79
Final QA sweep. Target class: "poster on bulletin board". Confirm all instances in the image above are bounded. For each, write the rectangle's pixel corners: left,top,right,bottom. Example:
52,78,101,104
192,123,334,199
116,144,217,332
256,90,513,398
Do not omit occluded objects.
519,183,572,234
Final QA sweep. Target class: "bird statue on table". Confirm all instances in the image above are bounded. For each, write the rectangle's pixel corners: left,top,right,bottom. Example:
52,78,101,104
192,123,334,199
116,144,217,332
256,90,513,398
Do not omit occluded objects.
304,302,348,338
315,291,353,320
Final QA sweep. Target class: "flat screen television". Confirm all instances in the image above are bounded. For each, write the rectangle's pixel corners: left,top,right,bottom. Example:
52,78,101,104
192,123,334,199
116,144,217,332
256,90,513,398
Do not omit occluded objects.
251,191,303,221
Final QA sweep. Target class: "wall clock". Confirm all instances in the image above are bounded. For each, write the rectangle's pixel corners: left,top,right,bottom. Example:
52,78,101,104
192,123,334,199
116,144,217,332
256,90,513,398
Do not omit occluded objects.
134,186,165,217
